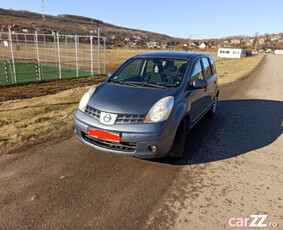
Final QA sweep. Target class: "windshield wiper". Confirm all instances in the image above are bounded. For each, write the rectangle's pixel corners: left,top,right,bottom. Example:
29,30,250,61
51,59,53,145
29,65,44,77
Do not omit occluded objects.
109,79,126,85
125,81,168,89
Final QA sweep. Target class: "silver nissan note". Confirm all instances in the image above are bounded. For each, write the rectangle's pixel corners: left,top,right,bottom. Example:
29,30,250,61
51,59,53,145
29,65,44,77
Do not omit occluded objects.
73,52,219,159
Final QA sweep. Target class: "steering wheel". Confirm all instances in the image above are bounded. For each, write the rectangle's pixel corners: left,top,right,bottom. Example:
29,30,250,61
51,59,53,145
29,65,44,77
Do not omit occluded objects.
163,76,179,83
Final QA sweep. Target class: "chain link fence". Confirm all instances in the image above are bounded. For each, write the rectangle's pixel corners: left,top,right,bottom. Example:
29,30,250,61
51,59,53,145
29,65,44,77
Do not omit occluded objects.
0,29,106,85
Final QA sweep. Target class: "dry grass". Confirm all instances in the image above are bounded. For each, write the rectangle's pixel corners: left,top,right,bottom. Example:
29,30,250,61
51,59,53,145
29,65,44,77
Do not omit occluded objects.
0,86,91,155
0,51,264,155
217,55,264,85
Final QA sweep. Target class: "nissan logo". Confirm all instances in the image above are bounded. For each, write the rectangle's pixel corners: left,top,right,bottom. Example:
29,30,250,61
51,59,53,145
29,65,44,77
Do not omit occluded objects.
103,114,112,123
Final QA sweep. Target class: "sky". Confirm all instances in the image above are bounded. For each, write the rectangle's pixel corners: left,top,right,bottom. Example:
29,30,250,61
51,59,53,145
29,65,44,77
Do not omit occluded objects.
0,0,282,39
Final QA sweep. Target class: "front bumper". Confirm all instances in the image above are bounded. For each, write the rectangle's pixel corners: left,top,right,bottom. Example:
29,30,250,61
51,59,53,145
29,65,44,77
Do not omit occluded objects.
73,110,177,159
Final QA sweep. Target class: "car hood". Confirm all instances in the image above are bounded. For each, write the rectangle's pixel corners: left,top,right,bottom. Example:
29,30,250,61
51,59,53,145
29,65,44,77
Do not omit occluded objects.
87,82,178,114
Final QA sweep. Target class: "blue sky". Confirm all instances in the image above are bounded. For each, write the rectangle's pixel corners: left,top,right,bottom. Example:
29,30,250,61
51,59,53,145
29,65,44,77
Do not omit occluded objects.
0,0,282,39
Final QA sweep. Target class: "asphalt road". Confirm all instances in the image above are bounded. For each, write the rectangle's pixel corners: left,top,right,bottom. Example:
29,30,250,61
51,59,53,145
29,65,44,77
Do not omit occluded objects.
0,55,282,230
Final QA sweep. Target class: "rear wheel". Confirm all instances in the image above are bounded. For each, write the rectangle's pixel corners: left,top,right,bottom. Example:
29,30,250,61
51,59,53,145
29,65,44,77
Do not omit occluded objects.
169,120,187,158
207,95,218,118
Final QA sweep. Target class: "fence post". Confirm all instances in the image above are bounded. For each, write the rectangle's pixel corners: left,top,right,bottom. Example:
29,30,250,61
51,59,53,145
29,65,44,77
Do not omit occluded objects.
24,34,28,59
75,35,79,77
97,27,100,74
53,34,57,66
16,33,20,59
8,29,17,84
90,35,93,75
43,34,47,63
77,35,80,71
35,31,42,81
0,33,4,60
65,35,68,68
103,37,106,74
57,33,62,79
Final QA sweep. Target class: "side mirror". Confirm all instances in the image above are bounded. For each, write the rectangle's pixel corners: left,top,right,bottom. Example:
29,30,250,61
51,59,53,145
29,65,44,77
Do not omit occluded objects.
192,79,207,89
107,72,113,79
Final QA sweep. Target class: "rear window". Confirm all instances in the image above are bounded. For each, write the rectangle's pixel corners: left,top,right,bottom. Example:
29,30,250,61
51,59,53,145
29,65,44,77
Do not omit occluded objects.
202,58,212,79
209,58,216,75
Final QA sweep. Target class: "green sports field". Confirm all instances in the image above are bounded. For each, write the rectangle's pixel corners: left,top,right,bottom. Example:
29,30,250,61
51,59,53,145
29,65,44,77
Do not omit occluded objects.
0,60,93,85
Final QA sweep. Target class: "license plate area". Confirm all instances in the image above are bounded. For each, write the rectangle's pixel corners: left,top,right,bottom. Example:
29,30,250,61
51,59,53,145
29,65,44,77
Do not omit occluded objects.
87,128,121,142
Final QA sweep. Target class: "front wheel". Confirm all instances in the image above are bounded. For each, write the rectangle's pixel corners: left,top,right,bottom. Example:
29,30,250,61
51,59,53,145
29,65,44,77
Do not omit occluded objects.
169,120,187,158
207,95,218,118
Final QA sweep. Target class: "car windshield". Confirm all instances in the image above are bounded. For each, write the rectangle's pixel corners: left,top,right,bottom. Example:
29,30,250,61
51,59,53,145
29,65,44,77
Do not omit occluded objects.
109,58,188,88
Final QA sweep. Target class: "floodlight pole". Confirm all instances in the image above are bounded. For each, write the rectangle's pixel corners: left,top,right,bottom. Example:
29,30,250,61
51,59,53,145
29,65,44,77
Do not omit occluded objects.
8,29,17,84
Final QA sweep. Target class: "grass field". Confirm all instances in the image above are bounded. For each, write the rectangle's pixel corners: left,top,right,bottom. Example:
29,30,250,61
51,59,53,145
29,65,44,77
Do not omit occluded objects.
0,60,93,85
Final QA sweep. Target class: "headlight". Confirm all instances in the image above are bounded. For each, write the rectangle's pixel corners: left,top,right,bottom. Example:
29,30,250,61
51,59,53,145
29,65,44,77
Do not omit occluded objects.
78,87,96,112
145,96,174,123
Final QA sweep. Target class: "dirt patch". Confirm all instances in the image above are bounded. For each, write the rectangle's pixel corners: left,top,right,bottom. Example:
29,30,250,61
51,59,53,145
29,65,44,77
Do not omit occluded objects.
0,75,106,102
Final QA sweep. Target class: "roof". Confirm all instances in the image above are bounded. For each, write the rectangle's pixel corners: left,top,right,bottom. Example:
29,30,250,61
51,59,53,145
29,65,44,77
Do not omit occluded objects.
133,51,212,60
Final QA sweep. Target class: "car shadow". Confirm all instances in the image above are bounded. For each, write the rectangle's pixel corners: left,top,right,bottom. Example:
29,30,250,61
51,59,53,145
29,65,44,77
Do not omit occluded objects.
153,99,283,165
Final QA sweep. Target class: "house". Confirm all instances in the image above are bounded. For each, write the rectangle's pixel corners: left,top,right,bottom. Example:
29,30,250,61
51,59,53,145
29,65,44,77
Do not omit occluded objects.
199,43,206,49
22,27,36,33
218,48,247,58
38,29,52,34
231,38,241,44
258,38,265,44
6,24,20,32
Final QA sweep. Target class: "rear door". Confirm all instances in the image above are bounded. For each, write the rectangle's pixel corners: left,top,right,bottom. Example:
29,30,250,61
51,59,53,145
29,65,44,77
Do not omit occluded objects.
201,57,214,107
202,57,218,105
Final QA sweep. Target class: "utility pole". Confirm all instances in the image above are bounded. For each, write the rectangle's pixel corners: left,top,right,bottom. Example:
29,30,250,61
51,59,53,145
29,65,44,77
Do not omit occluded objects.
42,0,45,20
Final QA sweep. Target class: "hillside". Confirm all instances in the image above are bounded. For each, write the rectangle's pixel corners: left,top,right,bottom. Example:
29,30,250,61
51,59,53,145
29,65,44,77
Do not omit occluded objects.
0,8,181,44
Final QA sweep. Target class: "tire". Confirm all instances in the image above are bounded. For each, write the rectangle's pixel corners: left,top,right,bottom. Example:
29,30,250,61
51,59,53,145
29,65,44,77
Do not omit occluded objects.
207,95,218,118
169,120,187,158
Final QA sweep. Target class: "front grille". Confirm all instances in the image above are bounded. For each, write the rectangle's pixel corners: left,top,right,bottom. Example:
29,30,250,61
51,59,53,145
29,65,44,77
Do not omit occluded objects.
116,114,146,124
85,106,100,120
85,105,146,124
82,132,137,152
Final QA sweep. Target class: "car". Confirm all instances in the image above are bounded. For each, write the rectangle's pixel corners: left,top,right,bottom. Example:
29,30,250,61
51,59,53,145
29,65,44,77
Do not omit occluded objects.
73,51,219,159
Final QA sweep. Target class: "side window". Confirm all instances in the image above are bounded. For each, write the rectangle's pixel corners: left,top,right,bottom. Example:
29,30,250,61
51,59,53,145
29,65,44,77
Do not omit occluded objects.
202,58,212,79
190,59,204,84
209,58,216,75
